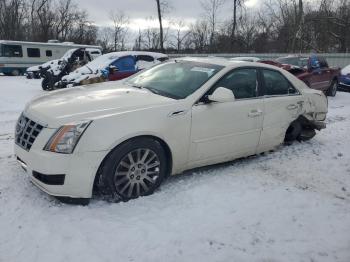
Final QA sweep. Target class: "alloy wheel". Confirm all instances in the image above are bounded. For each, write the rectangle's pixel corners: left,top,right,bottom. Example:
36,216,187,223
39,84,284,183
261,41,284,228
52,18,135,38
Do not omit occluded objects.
114,148,161,198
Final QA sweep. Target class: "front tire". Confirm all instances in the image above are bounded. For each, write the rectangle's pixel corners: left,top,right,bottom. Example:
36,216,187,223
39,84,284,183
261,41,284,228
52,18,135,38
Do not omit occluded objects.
285,120,302,142
327,80,337,97
97,137,168,201
41,77,51,90
11,69,20,76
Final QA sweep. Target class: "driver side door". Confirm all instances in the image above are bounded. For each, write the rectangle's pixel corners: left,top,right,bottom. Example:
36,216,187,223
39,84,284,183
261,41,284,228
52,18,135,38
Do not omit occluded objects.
188,68,264,168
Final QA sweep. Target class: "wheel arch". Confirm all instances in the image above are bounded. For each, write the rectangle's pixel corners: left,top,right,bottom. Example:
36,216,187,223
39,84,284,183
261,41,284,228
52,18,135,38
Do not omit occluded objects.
93,135,173,192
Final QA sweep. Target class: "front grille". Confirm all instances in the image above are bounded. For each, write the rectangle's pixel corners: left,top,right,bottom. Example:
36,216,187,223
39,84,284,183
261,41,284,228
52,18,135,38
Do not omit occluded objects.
15,114,44,151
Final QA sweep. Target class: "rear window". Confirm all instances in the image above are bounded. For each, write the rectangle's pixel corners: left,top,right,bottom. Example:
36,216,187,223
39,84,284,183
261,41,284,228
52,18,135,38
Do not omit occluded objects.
27,48,40,58
136,55,154,62
0,44,23,57
276,57,308,68
157,57,169,62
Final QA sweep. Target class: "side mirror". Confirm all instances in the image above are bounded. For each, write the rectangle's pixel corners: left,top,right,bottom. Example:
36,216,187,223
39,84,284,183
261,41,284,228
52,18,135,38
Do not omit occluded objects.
108,65,118,74
207,87,235,103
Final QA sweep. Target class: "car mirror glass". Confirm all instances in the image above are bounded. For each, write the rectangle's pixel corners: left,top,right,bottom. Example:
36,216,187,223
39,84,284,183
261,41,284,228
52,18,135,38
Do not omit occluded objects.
109,65,119,74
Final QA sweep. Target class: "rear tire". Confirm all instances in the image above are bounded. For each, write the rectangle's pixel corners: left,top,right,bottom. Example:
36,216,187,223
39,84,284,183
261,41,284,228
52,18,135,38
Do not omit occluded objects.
11,69,20,76
97,137,168,201
327,80,337,97
41,77,51,90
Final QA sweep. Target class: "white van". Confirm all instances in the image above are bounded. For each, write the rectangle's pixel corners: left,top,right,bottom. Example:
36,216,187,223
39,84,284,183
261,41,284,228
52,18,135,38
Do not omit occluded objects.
0,40,102,76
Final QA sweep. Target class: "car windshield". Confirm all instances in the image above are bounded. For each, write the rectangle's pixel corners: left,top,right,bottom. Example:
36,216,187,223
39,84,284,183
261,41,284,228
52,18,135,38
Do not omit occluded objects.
276,57,308,68
125,61,224,99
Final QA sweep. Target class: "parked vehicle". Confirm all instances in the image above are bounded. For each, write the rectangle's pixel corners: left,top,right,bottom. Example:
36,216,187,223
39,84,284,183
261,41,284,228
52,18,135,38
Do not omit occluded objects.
0,40,101,76
276,55,340,96
56,51,169,89
338,65,350,91
26,48,101,80
14,58,327,204
40,48,98,90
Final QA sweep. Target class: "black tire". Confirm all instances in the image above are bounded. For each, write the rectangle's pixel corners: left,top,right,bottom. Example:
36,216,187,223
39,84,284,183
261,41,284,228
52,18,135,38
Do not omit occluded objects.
327,80,337,97
285,120,302,142
41,77,50,90
97,137,168,201
11,69,20,76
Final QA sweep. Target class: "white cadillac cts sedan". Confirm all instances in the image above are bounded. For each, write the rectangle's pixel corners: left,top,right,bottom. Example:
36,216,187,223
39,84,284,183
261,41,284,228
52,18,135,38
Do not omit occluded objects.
14,57,328,204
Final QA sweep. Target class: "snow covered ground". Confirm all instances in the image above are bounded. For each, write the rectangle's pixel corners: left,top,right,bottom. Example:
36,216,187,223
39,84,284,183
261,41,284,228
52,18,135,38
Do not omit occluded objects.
0,76,349,262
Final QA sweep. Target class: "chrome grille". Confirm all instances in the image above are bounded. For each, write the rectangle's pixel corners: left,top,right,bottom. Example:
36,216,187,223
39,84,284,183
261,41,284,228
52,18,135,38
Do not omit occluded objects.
15,114,44,151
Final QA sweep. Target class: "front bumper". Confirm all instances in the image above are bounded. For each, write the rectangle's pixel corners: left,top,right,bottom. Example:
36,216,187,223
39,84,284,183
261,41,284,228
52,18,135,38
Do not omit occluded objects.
14,127,108,199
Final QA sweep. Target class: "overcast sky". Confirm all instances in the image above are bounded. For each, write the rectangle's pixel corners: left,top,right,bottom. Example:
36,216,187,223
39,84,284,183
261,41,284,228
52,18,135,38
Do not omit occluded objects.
82,0,258,29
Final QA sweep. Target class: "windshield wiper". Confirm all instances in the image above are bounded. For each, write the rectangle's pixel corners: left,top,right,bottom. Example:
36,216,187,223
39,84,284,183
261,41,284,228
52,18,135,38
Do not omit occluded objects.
131,84,143,89
143,86,160,95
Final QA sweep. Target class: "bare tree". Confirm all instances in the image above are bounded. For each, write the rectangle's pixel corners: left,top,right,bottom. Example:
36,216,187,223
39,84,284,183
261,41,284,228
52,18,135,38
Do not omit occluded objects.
155,0,164,52
200,0,225,51
170,20,190,52
110,10,129,51
230,0,244,47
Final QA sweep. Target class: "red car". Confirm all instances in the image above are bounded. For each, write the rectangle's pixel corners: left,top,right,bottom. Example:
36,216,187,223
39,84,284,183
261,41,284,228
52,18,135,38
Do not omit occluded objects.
274,55,340,96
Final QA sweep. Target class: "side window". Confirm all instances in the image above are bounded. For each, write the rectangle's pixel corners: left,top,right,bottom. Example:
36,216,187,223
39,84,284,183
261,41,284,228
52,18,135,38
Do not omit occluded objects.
136,55,154,62
46,50,52,57
319,57,328,68
262,69,297,96
112,56,136,72
27,48,40,58
157,57,169,62
3,44,22,57
212,68,258,99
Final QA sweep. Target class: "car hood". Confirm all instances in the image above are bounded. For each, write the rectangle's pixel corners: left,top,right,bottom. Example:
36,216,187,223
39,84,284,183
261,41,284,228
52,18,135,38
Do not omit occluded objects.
24,81,175,128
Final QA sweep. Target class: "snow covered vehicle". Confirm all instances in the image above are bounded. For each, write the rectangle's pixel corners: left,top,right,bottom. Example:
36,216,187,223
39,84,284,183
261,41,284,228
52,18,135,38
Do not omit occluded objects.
55,51,169,89
26,48,101,79
40,48,102,90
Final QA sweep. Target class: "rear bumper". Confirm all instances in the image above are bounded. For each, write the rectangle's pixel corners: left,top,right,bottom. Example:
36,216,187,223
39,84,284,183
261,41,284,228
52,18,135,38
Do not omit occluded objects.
15,138,108,199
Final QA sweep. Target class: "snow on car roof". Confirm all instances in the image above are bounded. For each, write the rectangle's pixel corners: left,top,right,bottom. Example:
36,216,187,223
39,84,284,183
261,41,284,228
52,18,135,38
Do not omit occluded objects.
230,56,261,62
81,51,168,71
178,56,278,69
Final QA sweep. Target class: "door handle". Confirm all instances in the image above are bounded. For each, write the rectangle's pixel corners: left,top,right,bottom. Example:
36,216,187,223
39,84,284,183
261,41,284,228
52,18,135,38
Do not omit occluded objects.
248,109,262,117
168,110,187,117
287,104,298,110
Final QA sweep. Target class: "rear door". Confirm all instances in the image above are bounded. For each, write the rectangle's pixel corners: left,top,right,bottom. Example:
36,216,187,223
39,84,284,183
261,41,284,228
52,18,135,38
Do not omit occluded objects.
258,69,303,153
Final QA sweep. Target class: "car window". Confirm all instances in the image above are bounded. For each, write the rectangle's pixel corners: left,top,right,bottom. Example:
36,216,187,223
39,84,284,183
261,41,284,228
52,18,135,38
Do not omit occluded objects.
27,48,40,58
157,57,169,62
46,50,52,57
112,56,136,72
211,68,258,99
262,69,297,96
1,44,23,57
136,55,154,62
319,57,328,68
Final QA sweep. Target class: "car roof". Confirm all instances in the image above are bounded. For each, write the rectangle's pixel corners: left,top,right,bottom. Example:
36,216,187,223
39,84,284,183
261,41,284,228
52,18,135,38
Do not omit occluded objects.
176,56,283,71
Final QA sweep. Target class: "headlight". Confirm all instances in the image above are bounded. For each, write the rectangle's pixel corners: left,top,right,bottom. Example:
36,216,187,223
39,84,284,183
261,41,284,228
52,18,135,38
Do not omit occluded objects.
44,121,92,154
